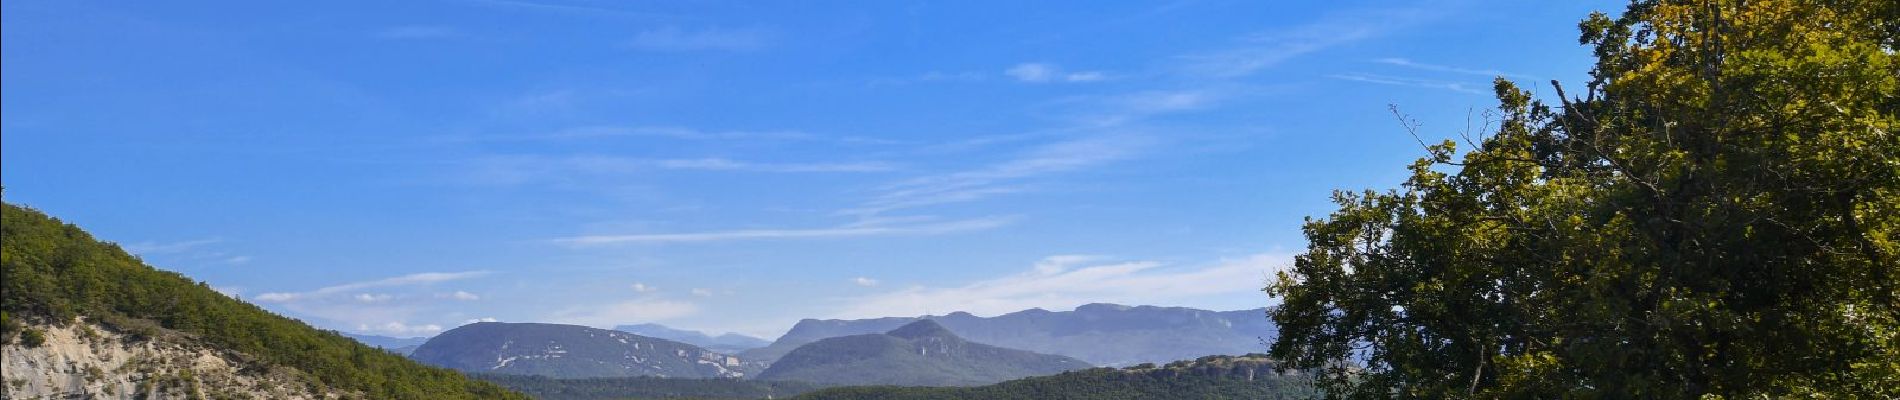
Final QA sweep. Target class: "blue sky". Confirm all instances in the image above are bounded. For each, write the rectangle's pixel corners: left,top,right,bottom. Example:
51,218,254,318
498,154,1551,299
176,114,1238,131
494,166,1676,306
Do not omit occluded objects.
3,0,1611,338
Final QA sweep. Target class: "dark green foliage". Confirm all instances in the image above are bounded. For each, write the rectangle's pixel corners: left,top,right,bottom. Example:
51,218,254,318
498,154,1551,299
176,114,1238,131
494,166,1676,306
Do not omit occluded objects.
477,374,823,400
343,333,430,351
791,355,1315,400
757,320,1091,387
1268,0,1900,397
19,327,46,347
1,311,16,344
0,202,528,399
411,322,750,378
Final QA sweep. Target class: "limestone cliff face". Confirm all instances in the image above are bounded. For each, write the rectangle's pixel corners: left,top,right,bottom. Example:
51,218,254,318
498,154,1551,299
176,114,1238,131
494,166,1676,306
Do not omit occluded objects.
3,319,346,400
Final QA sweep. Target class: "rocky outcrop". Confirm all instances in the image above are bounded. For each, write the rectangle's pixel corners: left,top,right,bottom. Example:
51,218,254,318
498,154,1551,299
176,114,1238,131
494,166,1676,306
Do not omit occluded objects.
3,319,343,400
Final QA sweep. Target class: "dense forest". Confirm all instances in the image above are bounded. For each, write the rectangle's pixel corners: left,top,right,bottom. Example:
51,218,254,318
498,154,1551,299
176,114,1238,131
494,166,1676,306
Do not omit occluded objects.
790,355,1316,400
1268,0,1899,398
0,201,528,399
478,374,824,400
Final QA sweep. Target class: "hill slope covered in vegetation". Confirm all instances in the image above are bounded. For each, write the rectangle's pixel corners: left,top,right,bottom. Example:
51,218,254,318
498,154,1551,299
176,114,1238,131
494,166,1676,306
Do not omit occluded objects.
790,354,1314,400
477,374,823,400
0,201,526,399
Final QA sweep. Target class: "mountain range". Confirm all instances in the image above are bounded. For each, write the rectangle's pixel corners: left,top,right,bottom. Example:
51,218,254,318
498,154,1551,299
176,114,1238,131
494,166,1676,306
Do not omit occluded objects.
744,304,1276,367
756,320,1091,387
613,323,770,354
410,322,756,379
346,333,430,355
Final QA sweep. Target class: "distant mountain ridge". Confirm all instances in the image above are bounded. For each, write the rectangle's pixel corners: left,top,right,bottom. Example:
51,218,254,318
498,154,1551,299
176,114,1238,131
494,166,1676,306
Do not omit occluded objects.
744,304,1275,367
756,320,1090,387
411,322,756,379
346,333,430,355
613,323,769,354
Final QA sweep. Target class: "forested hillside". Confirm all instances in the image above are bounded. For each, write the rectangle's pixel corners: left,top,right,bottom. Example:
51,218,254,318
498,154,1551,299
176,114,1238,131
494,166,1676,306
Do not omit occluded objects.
0,202,526,399
477,374,823,400
791,355,1314,400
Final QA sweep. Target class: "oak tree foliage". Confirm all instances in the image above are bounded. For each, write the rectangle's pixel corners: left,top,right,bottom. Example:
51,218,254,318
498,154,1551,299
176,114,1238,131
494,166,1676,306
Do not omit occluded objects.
1268,0,1899,398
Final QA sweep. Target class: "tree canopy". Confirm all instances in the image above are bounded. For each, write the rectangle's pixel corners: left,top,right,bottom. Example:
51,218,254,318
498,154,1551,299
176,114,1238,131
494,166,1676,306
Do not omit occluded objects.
1267,0,1898,398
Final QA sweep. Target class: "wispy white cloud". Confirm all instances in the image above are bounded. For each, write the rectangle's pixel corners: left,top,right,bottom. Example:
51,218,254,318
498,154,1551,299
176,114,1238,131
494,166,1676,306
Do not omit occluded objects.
1328,73,1485,94
1063,71,1110,82
441,291,482,301
552,216,1013,245
444,125,900,147
255,292,299,302
1006,63,1110,83
1374,57,1527,79
468,0,676,19
867,71,988,86
630,283,657,293
1006,63,1057,82
852,277,880,287
628,26,769,51
1106,90,1217,114
1033,254,1109,274
462,155,895,186
1180,7,1441,78
831,253,1287,319
123,238,222,255
653,158,896,173
358,322,444,335
513,126,816,142
255,271,495,336
254,271,492,303
690,288,715,297
551,299,701,328
846,134,1152,217
123,238,253,268
464,317,500,324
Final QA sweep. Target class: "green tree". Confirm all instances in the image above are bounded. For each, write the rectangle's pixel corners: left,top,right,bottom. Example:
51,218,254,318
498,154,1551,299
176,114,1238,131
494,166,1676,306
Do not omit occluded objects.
1266,0,1899,398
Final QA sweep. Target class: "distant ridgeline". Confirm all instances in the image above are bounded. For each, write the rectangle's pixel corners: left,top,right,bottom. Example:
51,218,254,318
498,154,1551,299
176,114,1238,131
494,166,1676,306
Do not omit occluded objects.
477,374,823,400
0,202,526,399
345,333,430,355
411,322,762,379
614,323,771,354
791,354,1317,400
756,320,1093,387
744,304,1276,366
